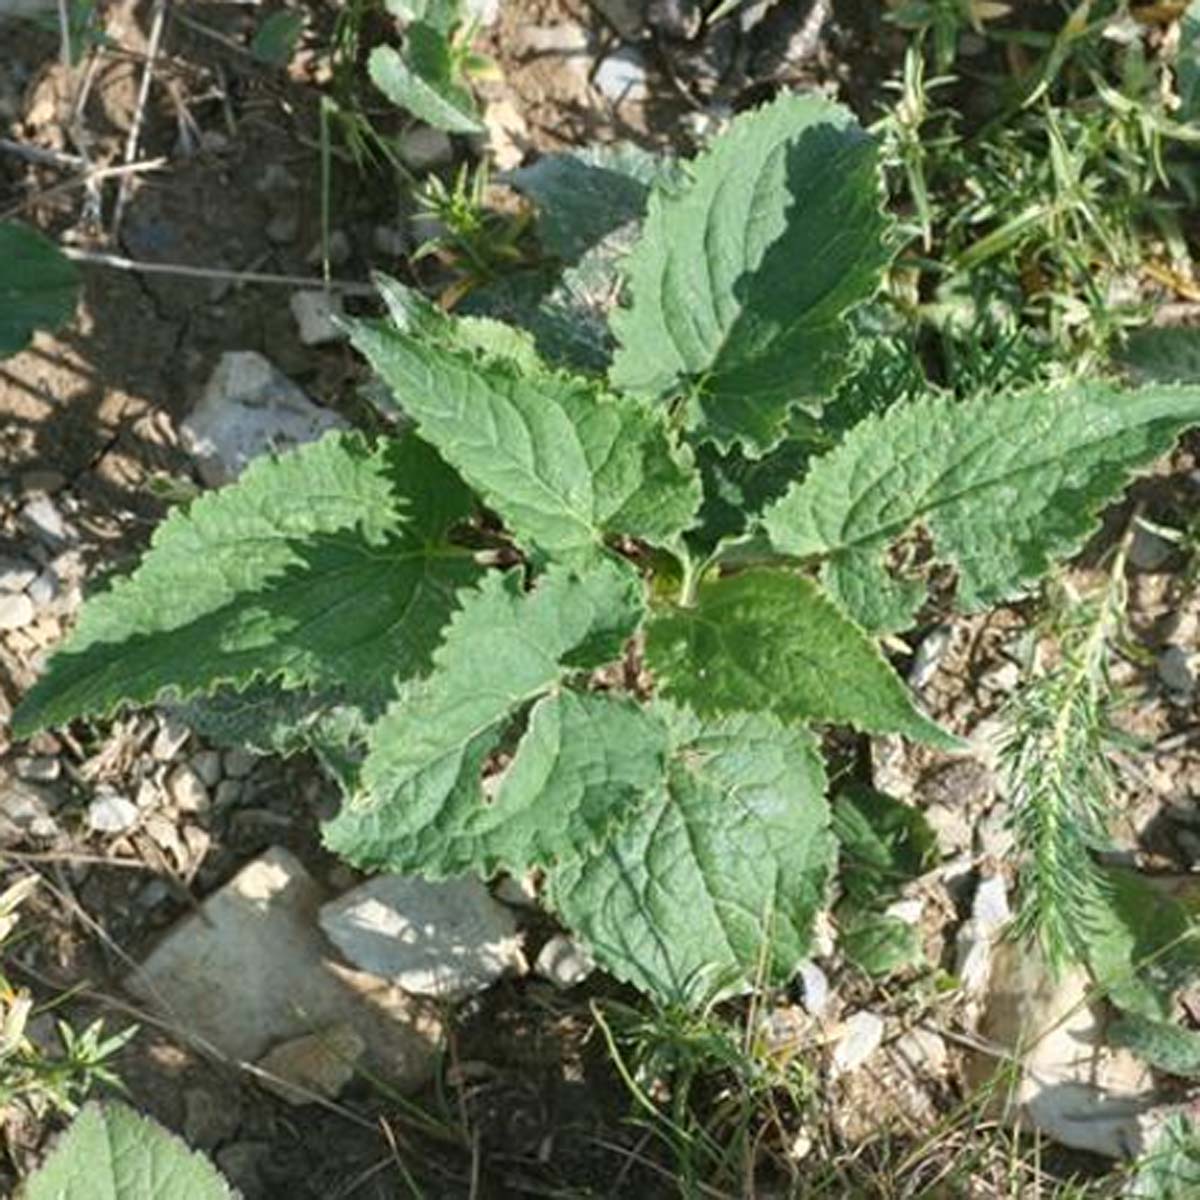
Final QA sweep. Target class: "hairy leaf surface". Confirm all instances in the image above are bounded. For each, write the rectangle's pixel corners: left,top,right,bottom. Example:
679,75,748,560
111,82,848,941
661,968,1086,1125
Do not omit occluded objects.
763,384,1200,632
14,435,478,734
323,561,645,869
351,320,701,558
548,704,833,1004
645,570,955,747
609,93,889,454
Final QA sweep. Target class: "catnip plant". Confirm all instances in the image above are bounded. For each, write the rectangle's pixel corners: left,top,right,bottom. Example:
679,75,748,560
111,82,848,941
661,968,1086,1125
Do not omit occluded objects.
15,94,1200,1005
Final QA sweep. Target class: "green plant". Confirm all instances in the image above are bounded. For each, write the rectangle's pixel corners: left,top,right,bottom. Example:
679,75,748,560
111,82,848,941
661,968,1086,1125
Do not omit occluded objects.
20,1101,232,1199
14,93,1200,1006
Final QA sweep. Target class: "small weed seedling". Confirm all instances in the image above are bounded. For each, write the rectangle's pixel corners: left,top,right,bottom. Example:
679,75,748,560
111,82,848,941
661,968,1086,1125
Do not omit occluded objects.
14,93,1200,1008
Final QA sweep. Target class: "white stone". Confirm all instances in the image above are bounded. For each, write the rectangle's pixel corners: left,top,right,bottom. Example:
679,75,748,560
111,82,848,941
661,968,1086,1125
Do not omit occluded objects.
255,1024,364,1105
182,352,347,487
534,934,594,989
126,847,443,1087
0,592,34,631
796,959,830,1016
398,126,454,173
594,47,649,103
319,874,526,999
0,557,36,592
86,791,140,835
290,290,346,347
965,939,1161,1158
831,1010,884,1077
166,763,211,814
19,495,71,546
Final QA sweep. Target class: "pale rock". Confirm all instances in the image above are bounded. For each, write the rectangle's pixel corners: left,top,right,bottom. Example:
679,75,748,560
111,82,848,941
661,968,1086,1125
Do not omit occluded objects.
126,847,443,1088
166,763,210,814
0,556,36,592
481,97,529,171
290,290,346,347
398,126,454,173
182,352,347,487
319,874,526,999
796,959,831,1016
0,780,60,845
534,934,594,989
965,939,1160,1158
908,624,952,688
594,46,649,103
14,756,59,783
223,748,257,779
86,791,140,835
1158,646,1195,696
255,1024,364,1105
831,1010,884,1077
152,715,191,761
0,592,34,631
19,495,71,547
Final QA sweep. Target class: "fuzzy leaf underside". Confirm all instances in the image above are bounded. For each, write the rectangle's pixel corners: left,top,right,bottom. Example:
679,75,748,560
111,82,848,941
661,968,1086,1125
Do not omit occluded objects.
609,92,890,455
507,143,675,264
351,320,701,559
14,435,478,735
645,569,956,748
0,220,80,359
548,704,834,1004
323,561,646,870
763,383,1200,633
24,1102,233,1200
368,36,482,133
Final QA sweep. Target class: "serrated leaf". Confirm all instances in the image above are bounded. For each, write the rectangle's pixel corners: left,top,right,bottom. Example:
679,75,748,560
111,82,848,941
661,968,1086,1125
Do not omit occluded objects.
609,93,890,455
1110,1012,1200,1078
0,221,80,359
645,569,956,748
548,704,834,1004
763,383,1200,633
369,33,482,134
507,143,675,264
23,1101,234,1200
1080,868,1200,1021
14,434,479,735
350,320,701,560
323,560,646,871
839,909,924,978
833,785,938,907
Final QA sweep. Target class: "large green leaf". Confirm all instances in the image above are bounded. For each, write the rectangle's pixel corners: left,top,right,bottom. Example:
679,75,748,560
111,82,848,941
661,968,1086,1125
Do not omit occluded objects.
763,383,1200,633
350,319,701,560
23,1102,233,1200
548,704,834,1004
0,221,80,359
368,29,482,134
323,560,646,870
14,434,480,735
645,569,956,748
609,93,890,455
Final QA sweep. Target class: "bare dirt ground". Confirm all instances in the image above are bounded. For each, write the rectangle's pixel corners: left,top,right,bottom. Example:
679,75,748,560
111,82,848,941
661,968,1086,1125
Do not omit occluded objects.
3,2,1200,1197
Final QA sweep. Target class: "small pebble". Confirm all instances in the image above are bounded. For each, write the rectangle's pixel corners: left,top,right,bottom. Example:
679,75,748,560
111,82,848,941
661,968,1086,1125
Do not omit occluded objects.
87,791,140,835
534,934,594,989
0,592,34,631
190,750,223,789
222,748,256,779
1159,646,1195,696
166,763,211,814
